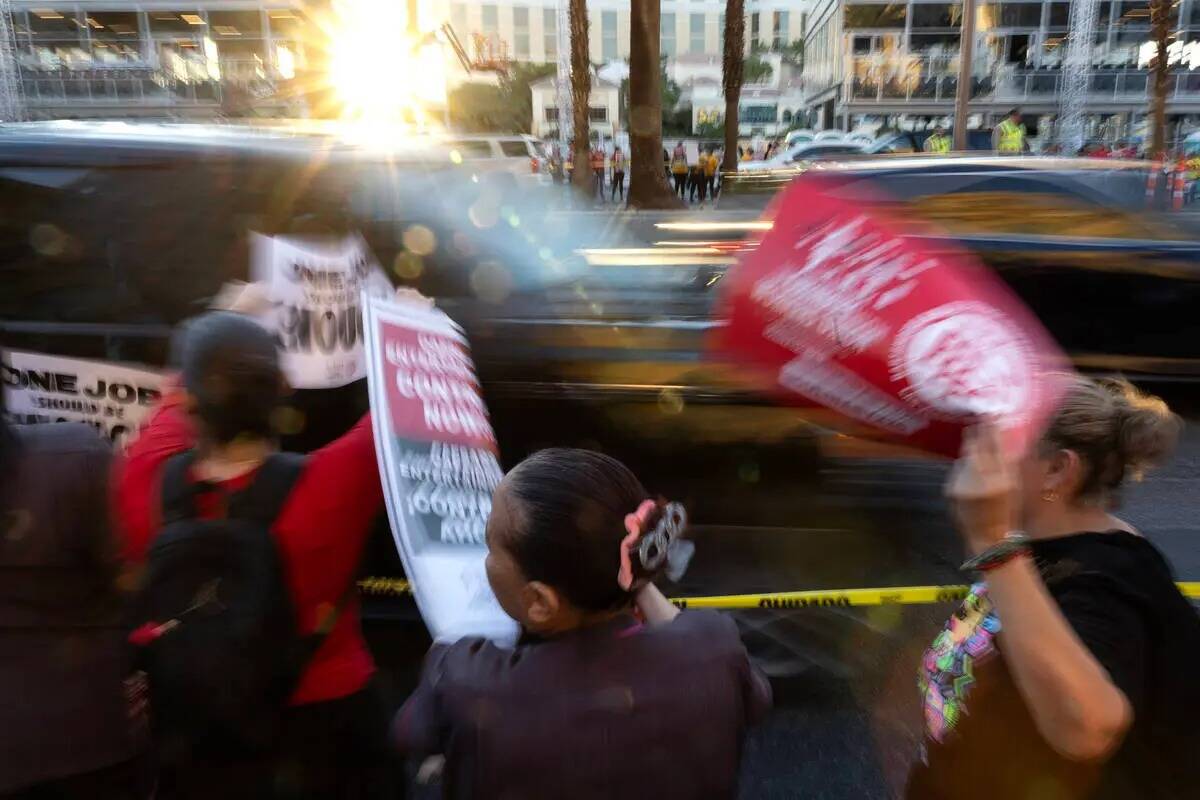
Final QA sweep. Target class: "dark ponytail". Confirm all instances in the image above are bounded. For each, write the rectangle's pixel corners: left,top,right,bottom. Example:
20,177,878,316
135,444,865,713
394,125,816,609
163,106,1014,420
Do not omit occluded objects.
502,448,685,613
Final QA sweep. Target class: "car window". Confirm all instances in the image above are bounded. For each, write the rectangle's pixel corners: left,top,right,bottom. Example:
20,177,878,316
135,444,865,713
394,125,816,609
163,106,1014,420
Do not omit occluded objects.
499,140,532,158
446,140,495,159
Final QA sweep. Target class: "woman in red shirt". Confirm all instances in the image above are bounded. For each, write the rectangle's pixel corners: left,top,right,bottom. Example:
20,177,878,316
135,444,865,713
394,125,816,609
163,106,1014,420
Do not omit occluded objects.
113,306,391,799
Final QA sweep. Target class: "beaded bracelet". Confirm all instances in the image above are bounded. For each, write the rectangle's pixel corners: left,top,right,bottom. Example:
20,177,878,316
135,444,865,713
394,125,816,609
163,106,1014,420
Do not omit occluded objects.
961,531,1032,574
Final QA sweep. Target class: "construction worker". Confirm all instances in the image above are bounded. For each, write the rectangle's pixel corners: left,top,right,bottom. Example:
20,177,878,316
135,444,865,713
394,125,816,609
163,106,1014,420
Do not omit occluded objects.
994,108,1026,154
703,148,719,202
924,125,952,154
1185,150,1200,204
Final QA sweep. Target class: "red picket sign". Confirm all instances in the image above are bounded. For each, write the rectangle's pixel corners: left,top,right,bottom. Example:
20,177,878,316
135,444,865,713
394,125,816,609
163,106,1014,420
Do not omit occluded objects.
714,174,1072,458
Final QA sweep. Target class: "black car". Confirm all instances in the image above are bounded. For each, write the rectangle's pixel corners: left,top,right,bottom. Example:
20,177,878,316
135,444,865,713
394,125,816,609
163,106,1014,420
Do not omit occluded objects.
3,124,1197,680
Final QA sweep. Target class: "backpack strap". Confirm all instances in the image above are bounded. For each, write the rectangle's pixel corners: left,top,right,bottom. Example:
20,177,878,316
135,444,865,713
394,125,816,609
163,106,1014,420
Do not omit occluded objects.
159,451,306,528
160,451,200,526
226,453,307,527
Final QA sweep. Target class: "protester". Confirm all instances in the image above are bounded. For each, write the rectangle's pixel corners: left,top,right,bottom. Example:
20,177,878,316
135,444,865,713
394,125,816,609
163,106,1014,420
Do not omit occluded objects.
0,419,147,799
908,377,1200,800
611,145,626,202
671,141,689,198
112,292,393,799
393,448,772,798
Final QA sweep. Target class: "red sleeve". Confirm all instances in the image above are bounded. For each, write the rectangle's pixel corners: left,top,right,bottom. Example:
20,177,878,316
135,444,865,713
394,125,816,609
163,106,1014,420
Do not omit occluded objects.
278,412,382,548
111,384,197,564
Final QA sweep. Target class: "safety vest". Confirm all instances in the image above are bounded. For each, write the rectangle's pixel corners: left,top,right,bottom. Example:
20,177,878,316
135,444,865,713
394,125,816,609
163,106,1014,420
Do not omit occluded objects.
926,134,951,154
997,119,1025,153
612,152,625,171
671,154,688,174
703,155,718,176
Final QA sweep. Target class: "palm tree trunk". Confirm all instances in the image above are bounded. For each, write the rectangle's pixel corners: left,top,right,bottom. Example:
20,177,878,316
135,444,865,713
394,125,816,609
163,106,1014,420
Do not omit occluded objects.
627,0,681,208
570,0,592,193
722,0,745,172
1149,0,1172,158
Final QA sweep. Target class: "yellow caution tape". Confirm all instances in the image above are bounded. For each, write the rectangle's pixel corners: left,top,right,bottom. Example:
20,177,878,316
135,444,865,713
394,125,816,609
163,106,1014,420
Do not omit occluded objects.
358,578,1200,605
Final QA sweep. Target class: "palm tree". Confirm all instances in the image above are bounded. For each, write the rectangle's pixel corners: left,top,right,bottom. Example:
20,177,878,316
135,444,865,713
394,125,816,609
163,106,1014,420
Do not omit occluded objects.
627,0,680,208
569,0,592,193
722,0,746,171
1148,0,1172,158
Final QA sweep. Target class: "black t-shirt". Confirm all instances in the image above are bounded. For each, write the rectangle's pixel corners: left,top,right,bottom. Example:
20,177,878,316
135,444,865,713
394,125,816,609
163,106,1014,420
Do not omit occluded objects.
907,531,1200,800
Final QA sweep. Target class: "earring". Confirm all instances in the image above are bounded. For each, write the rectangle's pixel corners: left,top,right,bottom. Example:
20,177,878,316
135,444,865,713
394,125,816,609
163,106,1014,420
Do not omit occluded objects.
1042,490,1059,503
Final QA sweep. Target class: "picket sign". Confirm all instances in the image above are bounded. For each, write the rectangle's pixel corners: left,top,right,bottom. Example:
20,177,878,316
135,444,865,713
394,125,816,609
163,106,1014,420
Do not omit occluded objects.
252,233,393,390
362,292,517,643
714,173,1072,458
1,349,164,446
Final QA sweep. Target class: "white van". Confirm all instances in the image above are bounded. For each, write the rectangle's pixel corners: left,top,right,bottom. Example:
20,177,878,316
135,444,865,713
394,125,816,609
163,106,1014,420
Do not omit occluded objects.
437,133,548,186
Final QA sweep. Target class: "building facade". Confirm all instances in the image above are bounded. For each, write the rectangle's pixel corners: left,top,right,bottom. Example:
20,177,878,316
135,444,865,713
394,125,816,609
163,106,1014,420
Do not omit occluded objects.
803,0,1200,140
8,1,314,118
4,0,813,132
442,0,807,68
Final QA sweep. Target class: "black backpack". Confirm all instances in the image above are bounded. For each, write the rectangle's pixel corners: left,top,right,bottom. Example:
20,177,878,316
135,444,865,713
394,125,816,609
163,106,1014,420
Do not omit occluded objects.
130,451,337,757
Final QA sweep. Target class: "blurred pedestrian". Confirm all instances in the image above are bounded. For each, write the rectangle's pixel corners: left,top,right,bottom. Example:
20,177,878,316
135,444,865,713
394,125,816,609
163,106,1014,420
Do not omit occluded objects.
907,377,1200,800
703,148,719,201
393,448,771,799
0,419,147,799
994,108,1026,154
114,292,393,800
549,144,564,184
688,159,703,203
671,141,689,198
611,146,626,203
590,145,606,202
924,125,951,154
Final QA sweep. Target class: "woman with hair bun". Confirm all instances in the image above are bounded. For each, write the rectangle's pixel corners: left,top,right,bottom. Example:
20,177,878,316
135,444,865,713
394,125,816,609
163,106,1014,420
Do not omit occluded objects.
393,448,771,799
908,377,1200,800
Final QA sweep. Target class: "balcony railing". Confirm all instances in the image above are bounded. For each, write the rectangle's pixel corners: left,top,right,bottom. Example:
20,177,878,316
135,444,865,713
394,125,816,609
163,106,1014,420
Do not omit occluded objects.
18,67,223,106
847,54,1200,104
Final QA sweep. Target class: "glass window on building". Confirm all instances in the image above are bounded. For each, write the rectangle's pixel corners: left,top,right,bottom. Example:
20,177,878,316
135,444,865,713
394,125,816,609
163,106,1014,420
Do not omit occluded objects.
910,32,961,52
1047,2,1071,28
514,7,530,58
719,12,725,51
750,12,759,42
84,11,142,65
843,4,907,29
996,3,1044,28
207,11,262,39
146,11,205,36
27,8,82,39
773,10,789,47
662,12,676,56
481,4,499,34
544,9,557,57
910,4,963,28
602,10,618,60
690,13,705,53
266,9,308,40
1114,0,1151,27
589,106,608,122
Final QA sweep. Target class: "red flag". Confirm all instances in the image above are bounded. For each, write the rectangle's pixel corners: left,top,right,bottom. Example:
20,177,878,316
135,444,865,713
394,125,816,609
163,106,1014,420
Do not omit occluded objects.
714,174,1071,457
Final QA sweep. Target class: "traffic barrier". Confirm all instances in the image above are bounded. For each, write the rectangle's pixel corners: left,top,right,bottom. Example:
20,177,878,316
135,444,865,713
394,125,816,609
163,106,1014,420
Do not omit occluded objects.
358,577,1200,606
1146,159,1162,203
1173,166,1188,211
